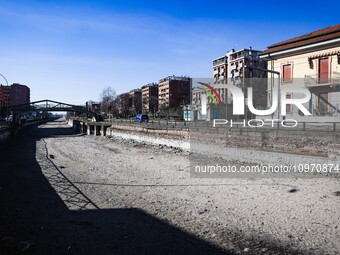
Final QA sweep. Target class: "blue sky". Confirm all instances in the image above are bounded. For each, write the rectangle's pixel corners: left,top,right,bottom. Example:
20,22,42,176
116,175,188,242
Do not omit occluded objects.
0,0,339,104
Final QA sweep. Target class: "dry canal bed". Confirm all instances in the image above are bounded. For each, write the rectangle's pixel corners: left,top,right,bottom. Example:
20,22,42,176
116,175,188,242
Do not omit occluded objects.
0,119,339,254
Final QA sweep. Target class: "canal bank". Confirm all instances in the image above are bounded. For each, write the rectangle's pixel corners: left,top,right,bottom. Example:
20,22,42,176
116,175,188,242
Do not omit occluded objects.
69,118,340,160
0,119,52,143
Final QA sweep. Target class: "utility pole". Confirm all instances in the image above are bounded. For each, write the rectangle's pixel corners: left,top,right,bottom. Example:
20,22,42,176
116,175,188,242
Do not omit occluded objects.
244,65,281,127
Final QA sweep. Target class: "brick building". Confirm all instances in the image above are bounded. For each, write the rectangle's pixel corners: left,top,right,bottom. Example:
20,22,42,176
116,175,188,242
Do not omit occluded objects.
158,76,191,109
0,83,30,109
141,83,158,115
128,89,142,116
0,85,10,108
116,93,130,118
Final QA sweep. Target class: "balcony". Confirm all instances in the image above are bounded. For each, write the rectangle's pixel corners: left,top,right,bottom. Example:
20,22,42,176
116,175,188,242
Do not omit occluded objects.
305,71,340,87
230,51,246,61
230,65,237,71
213,58,227,67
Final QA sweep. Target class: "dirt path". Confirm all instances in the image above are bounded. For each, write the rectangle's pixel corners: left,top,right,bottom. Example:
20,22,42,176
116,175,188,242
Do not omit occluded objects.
1,120,340,254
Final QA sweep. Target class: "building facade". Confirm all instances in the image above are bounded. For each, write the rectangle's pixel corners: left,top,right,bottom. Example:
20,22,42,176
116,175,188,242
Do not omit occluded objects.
141,83,158,115
190,48,267,121
128,89,142,116
0,83,30,110
0,85,10,109
9,83,30,106
213,56,228,85
259,24,340,119
158,76,191,109
228,48,268,118
116,93,130,118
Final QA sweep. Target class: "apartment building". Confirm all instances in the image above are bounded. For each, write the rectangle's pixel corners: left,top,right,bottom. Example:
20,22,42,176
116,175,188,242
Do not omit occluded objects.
191,48,267,121
116,93,130,118
213,56,228,85
259,24,340,119
229,48,268,116
0,83,30,109
128,89,142,116
0,85,10,108
158,76,191,109
141,83,158,115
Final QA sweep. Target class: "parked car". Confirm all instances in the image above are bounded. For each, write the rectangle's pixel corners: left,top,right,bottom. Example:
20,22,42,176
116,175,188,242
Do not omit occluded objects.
134,114,149,123
5,115,13,122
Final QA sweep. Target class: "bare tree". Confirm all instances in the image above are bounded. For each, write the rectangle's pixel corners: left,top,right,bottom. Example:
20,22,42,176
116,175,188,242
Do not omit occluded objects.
159,106,181,120
149,95,158,118
159,106,171,120
133,95,142,115
100,87,116,116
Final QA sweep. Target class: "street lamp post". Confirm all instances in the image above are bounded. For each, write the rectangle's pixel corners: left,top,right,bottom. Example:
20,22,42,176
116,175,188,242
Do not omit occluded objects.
185,105,189,121
244,65,281,126
0,73,9,86
0,73,9,118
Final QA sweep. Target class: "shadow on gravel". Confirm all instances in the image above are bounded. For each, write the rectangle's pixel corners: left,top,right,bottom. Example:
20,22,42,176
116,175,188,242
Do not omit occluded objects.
0,121,230,255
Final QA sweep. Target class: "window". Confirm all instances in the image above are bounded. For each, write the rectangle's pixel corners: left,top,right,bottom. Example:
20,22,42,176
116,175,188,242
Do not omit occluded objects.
282,64,292,83
318,58,329,84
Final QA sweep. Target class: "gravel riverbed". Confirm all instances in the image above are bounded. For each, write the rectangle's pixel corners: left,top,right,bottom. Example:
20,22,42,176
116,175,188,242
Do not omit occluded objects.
1,119,340,255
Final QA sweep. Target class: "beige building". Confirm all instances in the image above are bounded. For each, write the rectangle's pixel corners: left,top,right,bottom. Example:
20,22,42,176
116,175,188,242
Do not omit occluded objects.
260,24,340,119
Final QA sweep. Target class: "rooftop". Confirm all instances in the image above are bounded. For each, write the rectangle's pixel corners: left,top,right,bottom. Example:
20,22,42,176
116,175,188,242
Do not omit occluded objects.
212,48,262,65
141,83,158,89
228,48,261,54
260,24,340,55
129,89,141,94
212,55,227,61
159,75,190,83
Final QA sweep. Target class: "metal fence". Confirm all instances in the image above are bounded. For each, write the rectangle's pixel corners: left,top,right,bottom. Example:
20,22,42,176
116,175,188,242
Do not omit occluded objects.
106,119,340,132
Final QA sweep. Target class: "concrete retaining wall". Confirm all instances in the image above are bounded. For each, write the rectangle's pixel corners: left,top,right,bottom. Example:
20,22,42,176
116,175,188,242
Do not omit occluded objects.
0,120,51,143
107,124,189,150
109,123,188,139
0,127,11,142
106,123,340,158
193,127,340,157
